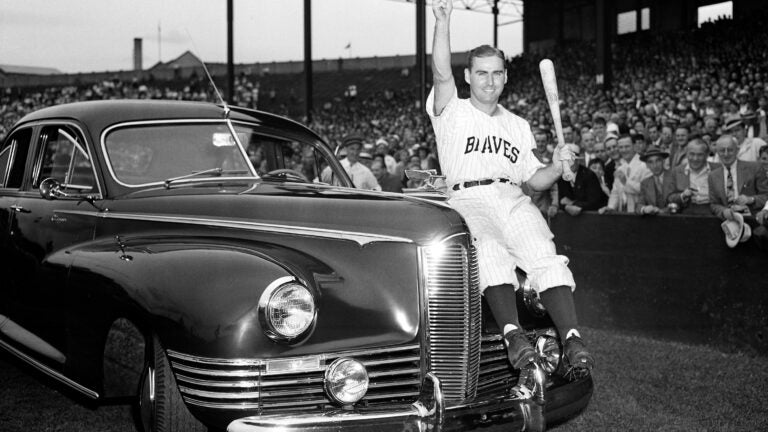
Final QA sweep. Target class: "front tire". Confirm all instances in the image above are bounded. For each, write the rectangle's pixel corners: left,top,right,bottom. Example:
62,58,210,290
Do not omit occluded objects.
138,335,206,432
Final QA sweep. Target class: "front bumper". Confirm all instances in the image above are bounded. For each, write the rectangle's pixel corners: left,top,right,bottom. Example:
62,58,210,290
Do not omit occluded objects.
227,372,593,432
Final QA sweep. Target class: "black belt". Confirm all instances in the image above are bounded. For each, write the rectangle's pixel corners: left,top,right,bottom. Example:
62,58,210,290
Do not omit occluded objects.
452,178,510,191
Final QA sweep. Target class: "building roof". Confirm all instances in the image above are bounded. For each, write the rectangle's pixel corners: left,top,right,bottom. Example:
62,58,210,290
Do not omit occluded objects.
0,64,62,75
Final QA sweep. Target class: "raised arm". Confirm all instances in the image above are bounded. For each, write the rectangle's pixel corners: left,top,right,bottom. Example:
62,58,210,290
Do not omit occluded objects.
431,0,456,116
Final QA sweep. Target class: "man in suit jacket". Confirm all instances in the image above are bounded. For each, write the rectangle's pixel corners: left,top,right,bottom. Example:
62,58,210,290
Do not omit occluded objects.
637,146,669,215
557,145,606,216
664,138,716,215
709,134,768,221
371,160,403,193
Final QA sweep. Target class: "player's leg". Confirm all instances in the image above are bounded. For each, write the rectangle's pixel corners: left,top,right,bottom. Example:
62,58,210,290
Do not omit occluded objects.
539,285,593,378
450,192,536,371
502,203,594,378
484,284,536,369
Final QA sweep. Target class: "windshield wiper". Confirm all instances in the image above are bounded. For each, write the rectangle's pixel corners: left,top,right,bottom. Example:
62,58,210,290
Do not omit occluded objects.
164,167,222,189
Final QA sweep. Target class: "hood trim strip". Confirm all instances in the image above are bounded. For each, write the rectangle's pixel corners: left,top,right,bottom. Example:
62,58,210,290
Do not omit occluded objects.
58,210,413,246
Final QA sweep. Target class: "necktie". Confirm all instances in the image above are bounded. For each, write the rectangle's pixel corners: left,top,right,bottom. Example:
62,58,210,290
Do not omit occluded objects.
726,166,735,203
655,176,663,202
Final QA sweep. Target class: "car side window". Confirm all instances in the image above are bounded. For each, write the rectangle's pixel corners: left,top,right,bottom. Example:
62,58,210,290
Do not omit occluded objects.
239,130,336,184
34,125,95,194
0,127,33,189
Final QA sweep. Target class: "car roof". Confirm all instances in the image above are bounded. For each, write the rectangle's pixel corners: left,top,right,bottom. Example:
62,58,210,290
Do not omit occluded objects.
17,100,322,143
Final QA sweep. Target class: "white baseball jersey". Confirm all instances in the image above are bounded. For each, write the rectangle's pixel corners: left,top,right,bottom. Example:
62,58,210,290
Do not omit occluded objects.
426,87,575,293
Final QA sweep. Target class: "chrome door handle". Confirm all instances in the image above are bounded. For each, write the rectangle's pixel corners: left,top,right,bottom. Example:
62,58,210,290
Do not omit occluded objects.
9,205,30,213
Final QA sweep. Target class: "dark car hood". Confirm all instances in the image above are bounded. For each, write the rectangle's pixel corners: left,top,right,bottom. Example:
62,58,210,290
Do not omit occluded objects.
104,181,465,245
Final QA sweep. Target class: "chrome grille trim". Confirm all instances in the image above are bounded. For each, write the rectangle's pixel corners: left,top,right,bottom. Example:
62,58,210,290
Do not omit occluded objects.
420,236,481,404
167,344,420,411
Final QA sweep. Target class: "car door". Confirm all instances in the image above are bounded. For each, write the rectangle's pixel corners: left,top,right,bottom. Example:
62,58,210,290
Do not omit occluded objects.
3,122,100,368
0,126,34,302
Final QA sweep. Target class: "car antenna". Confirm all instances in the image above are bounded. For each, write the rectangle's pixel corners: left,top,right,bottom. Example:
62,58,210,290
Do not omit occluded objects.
185,29,230,118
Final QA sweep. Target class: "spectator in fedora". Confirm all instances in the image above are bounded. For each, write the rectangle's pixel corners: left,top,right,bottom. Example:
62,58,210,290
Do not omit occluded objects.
720,114,765,162
321,134,381,191
664,138,715,215
557,145,606,216
637,146,669,215
708,134,768,221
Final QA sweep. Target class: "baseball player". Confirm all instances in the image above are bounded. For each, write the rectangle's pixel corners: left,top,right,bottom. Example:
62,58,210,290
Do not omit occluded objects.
428,0,593,378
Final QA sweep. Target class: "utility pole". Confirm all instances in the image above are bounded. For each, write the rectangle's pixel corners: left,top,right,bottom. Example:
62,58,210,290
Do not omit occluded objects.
226,0,234,103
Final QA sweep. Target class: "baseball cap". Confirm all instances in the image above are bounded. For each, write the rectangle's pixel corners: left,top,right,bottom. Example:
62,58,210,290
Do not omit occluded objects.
342,134,364,148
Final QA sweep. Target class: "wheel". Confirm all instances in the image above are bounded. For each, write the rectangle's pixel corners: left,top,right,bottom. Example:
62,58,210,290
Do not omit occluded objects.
138,335,207,432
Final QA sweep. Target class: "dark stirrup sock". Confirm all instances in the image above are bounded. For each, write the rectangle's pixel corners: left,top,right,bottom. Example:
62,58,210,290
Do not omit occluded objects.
484,284,522,333
538,285,580,340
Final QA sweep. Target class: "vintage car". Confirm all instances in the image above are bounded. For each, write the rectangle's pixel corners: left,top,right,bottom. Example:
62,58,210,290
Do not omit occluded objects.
0,100,592,432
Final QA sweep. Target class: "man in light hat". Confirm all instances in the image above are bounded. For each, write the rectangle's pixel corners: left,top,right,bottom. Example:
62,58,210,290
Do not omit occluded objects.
708,134,768,221
637,146,669,215
321,134,381,191
720,114,765,162
375,138,397,175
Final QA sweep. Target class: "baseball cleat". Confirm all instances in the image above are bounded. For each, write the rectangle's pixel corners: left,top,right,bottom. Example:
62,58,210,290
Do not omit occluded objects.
563,335,594,380
503,329,538,370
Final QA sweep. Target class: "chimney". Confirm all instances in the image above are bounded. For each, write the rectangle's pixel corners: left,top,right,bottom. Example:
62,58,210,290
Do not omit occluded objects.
133,38,143,71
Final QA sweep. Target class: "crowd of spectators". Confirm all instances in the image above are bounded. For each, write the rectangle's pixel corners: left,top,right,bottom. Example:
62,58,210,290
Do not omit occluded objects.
2,11,768,236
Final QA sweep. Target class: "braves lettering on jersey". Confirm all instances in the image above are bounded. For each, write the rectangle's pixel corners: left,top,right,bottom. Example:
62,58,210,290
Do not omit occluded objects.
426,87,575,294
464,136,520,162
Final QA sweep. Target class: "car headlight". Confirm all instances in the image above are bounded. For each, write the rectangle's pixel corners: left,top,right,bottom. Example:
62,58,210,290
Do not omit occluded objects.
259,277,316,342
535,334,561,375
522,279,547,317
324,358,369,405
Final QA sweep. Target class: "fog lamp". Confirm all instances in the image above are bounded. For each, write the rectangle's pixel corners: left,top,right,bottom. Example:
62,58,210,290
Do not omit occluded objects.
324,358,369,405
535,335,561,374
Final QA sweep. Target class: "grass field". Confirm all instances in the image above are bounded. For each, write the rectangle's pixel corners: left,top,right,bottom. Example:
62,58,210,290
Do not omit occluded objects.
1,327,767,432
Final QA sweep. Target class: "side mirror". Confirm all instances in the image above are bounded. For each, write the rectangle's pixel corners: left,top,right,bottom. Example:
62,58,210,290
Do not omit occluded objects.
39,178,64,200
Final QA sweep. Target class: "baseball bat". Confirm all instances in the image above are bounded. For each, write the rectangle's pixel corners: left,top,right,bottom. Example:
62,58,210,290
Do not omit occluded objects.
539,59,575,182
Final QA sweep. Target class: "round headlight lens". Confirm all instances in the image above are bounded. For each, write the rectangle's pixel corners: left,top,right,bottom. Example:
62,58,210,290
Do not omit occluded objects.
324,358,369,405
266,283,315,339
535,335,561,375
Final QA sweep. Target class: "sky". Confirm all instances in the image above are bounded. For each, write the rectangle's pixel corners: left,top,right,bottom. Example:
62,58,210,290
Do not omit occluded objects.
0,0,524,74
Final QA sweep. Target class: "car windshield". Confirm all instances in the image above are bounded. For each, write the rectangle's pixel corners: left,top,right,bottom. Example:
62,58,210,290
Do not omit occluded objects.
104,122,256,187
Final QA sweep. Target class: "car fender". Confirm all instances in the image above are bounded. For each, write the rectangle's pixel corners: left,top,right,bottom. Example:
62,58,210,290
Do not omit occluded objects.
65,235,332,365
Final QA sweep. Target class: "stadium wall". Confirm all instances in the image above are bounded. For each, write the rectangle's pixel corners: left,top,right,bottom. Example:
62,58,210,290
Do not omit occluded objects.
0,52,469,89
551,213,768,356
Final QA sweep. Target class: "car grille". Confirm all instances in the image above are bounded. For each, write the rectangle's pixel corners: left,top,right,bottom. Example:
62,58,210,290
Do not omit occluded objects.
477,333,520,398
167,344,421,412
421,240,482,404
